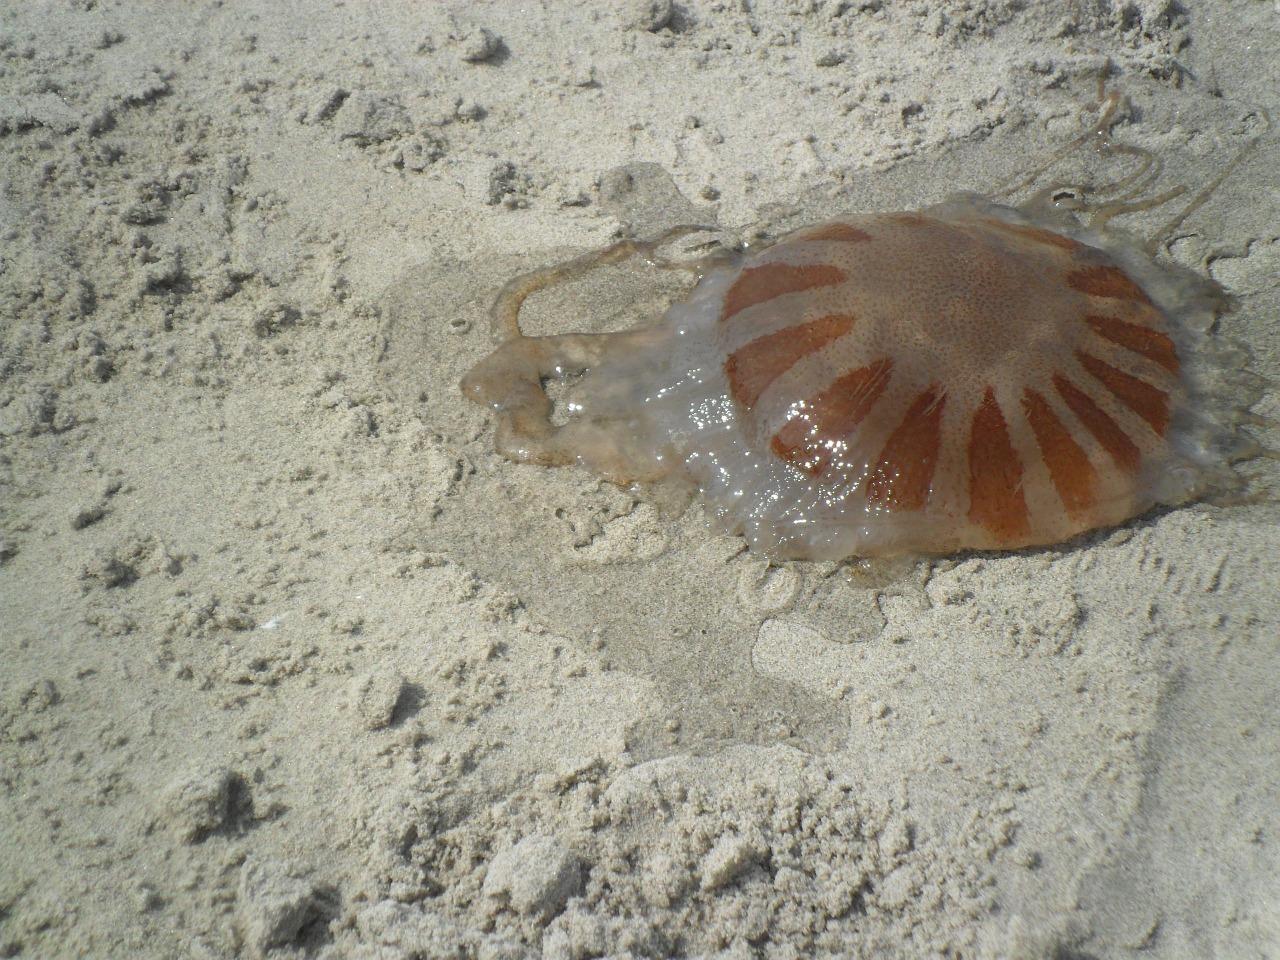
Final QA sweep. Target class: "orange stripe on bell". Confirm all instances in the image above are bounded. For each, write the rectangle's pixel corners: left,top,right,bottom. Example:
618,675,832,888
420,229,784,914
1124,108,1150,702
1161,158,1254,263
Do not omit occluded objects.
769,357,893,477
865,385,945,511
1084,313,1180,373
1076,351,1170,435
967,387,1031,542
720,263,847,323
725,313,858,410
1066,265,1153,305
1052,373,1142,474
1023,388,1099,520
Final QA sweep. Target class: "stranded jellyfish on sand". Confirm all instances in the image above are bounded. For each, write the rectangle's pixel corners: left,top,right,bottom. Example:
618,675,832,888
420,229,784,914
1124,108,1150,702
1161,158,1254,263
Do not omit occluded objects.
460,94,1270,560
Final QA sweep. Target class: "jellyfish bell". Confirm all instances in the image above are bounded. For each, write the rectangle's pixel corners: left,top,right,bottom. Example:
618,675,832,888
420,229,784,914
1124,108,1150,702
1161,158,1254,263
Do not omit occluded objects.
460,93,1272,561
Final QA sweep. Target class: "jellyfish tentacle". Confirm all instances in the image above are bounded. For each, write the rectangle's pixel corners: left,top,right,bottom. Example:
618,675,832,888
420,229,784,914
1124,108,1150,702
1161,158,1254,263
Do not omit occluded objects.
466,224,724,482
1145,105,1271,254
460,322,671,482
489,224,718,341
996,78,1271,252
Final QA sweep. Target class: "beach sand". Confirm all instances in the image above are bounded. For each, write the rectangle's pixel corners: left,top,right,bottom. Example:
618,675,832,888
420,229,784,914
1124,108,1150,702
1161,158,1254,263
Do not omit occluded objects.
1,2,1277,957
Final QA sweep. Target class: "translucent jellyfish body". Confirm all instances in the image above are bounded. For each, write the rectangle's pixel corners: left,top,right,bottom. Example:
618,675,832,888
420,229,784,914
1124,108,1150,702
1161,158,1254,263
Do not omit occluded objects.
460,193,1253,561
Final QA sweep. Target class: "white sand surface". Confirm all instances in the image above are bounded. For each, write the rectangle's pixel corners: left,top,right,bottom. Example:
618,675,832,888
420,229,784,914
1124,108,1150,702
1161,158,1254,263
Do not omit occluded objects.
2,2,1278,958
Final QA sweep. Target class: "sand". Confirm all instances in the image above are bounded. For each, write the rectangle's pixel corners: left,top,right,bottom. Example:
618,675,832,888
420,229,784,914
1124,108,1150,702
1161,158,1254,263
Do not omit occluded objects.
1,1,1278,957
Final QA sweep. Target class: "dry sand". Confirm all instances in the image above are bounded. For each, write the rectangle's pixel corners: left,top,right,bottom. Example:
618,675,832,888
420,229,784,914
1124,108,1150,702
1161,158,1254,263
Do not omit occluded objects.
2,1,1278,958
